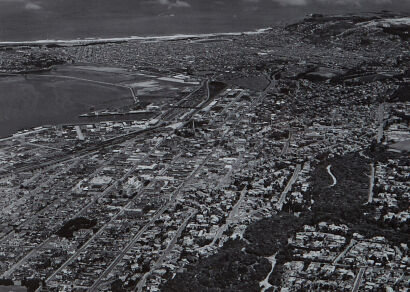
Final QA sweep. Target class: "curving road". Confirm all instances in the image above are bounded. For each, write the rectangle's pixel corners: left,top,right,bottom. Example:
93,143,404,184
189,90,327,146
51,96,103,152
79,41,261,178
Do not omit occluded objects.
260,253,278,292
327,164,337,187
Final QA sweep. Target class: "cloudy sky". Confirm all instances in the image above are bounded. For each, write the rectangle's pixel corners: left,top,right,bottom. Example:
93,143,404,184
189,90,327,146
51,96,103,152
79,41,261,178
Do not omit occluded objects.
0,0,409,41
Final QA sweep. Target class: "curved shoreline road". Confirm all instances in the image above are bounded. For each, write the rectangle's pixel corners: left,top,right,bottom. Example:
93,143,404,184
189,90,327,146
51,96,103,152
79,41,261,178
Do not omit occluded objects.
327,165,337,187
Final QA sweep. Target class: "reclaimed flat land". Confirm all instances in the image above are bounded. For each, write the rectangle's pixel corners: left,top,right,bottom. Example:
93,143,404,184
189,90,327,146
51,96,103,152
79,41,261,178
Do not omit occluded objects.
50,65,194,101
44,65,141,83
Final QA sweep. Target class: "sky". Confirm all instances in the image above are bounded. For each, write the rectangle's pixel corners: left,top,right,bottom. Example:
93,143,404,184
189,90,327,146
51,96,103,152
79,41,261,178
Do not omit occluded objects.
0,0,409,41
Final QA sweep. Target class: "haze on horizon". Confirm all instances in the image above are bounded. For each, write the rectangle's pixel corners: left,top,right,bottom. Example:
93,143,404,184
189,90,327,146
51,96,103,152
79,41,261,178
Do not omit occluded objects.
0,0,409,41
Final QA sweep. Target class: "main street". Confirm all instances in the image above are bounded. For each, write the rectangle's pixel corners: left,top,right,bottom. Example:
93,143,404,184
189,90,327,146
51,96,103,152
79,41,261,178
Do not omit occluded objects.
3,73,216,285
46,151,182,285
2,127,172,279
135,209,198,292
0,160,81,244
376,103,385,143
89,77,264,291
333,239,357,265
88,152,213,291
352,267,366,292
7,70,281,289
275,164,302,210
210,186,247,248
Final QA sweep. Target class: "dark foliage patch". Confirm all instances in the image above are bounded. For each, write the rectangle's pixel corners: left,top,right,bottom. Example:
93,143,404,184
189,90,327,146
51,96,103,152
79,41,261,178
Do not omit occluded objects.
56,217,97,239
162,240,271,292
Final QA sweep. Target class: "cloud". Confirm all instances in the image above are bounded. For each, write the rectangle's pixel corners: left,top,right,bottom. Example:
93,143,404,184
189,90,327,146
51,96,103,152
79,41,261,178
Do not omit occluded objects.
272,0,307,5
156,0,191,8
24,2,42,10
0,0,42,10
271,0,404,6
0,0,25,2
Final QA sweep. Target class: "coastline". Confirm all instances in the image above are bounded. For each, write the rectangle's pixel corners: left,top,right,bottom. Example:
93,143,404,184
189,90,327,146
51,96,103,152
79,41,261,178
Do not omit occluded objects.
0,27,273,48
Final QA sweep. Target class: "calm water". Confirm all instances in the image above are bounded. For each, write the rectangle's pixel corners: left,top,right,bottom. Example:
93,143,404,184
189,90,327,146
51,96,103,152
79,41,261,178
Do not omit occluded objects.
0,74,134,138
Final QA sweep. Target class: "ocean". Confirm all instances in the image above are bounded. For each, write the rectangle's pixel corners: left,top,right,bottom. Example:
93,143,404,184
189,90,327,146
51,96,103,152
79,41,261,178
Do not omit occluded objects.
2,0,405,42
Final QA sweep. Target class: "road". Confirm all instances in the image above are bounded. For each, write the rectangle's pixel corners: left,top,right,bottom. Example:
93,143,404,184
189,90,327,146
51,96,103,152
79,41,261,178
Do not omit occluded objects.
45,158,176,284
260,253,278,292
205,84,274,247
135,209,197,292
6,135,167,281
130,87,138,103
8,73,235,285
0,127,48,142
376,103,385,143
333,239,356,265
281,140,290,156
210,186,247,247
7,124,163,175
1,159,80,226
160,79,207,121
352,267,366,292
1,238,52,278
275,164,301,210
327,164,337,187
89,85,248,290
368,163,375,203
21,141,62,151
280,133,293,156
1,156,113,244
18,72,276,288
88,152,213,291
216,154,243,188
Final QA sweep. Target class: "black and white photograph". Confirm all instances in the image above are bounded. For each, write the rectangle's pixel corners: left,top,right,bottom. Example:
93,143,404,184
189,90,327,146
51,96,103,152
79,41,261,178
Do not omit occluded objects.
0,0,409,291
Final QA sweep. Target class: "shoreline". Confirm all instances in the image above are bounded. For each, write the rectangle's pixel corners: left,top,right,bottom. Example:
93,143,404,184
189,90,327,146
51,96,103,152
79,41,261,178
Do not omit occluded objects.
0,27,273,48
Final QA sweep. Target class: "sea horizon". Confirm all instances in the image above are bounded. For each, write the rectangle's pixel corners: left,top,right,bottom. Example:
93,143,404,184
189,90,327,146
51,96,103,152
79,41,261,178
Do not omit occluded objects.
0,27,275,46
2,0,408,43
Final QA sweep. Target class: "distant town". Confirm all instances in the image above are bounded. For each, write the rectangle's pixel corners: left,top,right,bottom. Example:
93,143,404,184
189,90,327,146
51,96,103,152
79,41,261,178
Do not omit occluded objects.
0,11,408,292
